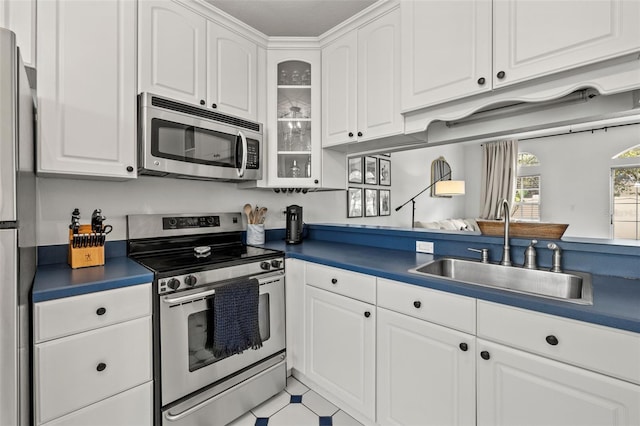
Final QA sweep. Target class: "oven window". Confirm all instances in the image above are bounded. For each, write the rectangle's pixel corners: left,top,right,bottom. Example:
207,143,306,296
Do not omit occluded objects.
188,293,271,372
151,118,238,168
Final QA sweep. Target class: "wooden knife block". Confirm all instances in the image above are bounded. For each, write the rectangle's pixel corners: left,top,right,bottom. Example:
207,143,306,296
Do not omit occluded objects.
68,224,105,269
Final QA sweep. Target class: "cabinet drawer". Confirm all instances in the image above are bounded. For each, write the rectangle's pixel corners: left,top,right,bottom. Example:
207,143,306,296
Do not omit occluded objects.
377,278,476,334
305,262,376,304
41,382,152,426
34,284,151,343
477,301,640,385
34,317,153,424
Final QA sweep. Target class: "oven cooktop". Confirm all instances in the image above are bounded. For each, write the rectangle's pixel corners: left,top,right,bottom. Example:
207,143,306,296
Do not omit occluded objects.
127,212,283,277
132,243,282,275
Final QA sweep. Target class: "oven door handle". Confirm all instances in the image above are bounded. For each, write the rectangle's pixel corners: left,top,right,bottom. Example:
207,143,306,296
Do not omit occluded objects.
163,272,284,305
162,288,217,304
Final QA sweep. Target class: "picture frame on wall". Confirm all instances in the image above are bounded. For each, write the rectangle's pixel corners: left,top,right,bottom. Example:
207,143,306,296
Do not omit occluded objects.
347,187,363,218
348,157,363,184
364,156,378,185
379,158,391,186
365,188,378,217
379,189,391,216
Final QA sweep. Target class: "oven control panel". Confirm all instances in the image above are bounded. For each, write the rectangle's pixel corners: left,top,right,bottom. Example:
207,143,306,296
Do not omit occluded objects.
163,215,222,230
157,257,285,294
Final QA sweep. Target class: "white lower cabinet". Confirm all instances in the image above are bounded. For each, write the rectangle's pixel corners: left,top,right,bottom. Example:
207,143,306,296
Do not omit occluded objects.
477,339,640,426
377,307,476,426
295,262,640,426
304,284,376,421
41,382,152,426
33,284,153,426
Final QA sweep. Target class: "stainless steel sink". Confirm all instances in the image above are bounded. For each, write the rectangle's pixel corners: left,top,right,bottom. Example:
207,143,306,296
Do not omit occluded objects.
409,258,593,304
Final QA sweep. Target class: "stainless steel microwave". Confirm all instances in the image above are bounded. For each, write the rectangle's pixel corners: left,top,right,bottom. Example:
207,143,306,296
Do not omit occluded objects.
138,93,263,181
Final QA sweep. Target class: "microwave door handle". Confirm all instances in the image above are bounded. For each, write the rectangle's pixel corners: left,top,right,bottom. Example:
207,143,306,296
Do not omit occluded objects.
237,130,247,178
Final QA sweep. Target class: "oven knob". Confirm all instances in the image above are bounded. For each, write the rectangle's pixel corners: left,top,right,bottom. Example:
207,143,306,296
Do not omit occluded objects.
260,261,271,270
167,278,180,290
271,259,283,268
184,275,197,287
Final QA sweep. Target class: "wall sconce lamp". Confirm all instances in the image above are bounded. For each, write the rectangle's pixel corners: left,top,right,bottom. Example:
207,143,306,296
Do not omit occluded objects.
395,171,466,228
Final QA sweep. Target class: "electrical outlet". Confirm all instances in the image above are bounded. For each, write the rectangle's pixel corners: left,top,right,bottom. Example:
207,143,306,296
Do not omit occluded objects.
416,241,434,254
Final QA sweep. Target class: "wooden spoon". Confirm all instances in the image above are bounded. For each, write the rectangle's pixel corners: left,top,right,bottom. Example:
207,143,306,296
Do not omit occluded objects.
258,207,268,224
243,203,253,224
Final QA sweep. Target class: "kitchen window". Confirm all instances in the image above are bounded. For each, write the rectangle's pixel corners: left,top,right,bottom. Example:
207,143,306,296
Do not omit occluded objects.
513,152,540,221
612,145,640,240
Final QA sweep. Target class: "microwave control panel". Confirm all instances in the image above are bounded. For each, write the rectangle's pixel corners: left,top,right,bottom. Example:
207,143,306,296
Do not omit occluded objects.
246,140,259,170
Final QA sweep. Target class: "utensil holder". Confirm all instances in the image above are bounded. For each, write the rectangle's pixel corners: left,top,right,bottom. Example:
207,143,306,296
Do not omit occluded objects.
68,224,105,269
246,224,265,245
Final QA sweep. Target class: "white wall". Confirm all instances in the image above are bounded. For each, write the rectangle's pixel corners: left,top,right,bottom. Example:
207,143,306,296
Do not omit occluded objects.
463,123,640,238
36,176,346,245
38,122,638,245
388,143,467,227
36,143,469,245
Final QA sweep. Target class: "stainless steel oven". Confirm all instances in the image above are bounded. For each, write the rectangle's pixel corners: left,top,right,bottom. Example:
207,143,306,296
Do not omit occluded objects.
138,93,263,181
127,213,286,426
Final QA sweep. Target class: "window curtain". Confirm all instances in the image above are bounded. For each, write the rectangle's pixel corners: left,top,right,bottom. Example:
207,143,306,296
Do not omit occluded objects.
480,140,518,219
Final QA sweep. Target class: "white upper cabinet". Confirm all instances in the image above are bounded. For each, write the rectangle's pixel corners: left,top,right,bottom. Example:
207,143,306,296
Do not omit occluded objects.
402,0,640,112
0,0,36,67
267,49,323,188
322,31,358,147
138,0,207,106
139,0,258,121
322,8,402,147
493,0,640,88
37,0,137,179
207,23,257,120
401,0,492,111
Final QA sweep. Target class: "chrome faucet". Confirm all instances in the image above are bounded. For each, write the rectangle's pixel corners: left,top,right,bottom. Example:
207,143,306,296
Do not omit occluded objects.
547,243,563,272
497,199,512,266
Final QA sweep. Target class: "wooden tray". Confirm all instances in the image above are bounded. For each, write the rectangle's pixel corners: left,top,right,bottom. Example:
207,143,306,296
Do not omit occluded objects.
476,220,568,239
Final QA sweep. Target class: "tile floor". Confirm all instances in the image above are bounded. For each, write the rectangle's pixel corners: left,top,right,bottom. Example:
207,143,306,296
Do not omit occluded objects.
227,376,363,426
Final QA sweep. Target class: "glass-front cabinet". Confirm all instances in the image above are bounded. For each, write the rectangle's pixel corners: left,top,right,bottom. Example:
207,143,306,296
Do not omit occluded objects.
267,50,322,188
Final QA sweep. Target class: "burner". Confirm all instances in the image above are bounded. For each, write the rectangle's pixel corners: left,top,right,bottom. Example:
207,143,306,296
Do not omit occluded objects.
194,246,212,258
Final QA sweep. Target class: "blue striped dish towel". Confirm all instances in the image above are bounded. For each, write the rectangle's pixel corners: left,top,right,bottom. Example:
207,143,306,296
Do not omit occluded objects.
206,277,263,358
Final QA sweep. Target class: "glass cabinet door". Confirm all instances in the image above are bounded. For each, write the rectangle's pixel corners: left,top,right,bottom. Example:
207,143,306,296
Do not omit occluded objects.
276,60,313,179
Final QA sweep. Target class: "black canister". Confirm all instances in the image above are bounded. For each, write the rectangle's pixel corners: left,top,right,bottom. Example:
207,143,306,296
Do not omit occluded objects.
285,205,303,244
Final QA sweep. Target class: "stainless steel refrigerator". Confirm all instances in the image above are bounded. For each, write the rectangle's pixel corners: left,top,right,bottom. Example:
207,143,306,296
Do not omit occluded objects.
0,28,36,426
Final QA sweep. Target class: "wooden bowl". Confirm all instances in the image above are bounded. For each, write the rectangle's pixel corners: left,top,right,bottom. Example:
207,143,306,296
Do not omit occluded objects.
476,220,568,239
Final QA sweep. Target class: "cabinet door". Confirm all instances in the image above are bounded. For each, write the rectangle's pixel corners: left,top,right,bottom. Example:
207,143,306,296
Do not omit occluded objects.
305,285,375,420
493,0,640,88
321,31,357,147
41,382,152,426
0,0,36,66
37,0,137,179
377,308,476,426
138,0,206,105
34,317,152,424
477,339,640,426
207,22,257,120
267,50,322,187
357,8,403,142
400,0,492,112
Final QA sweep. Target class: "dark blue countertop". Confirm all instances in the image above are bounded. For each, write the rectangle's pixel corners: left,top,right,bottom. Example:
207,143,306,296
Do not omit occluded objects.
33,256,154,303
264,240,640,334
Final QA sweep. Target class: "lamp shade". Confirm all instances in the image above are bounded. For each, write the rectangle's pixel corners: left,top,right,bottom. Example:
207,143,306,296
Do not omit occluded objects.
435,180,465,196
